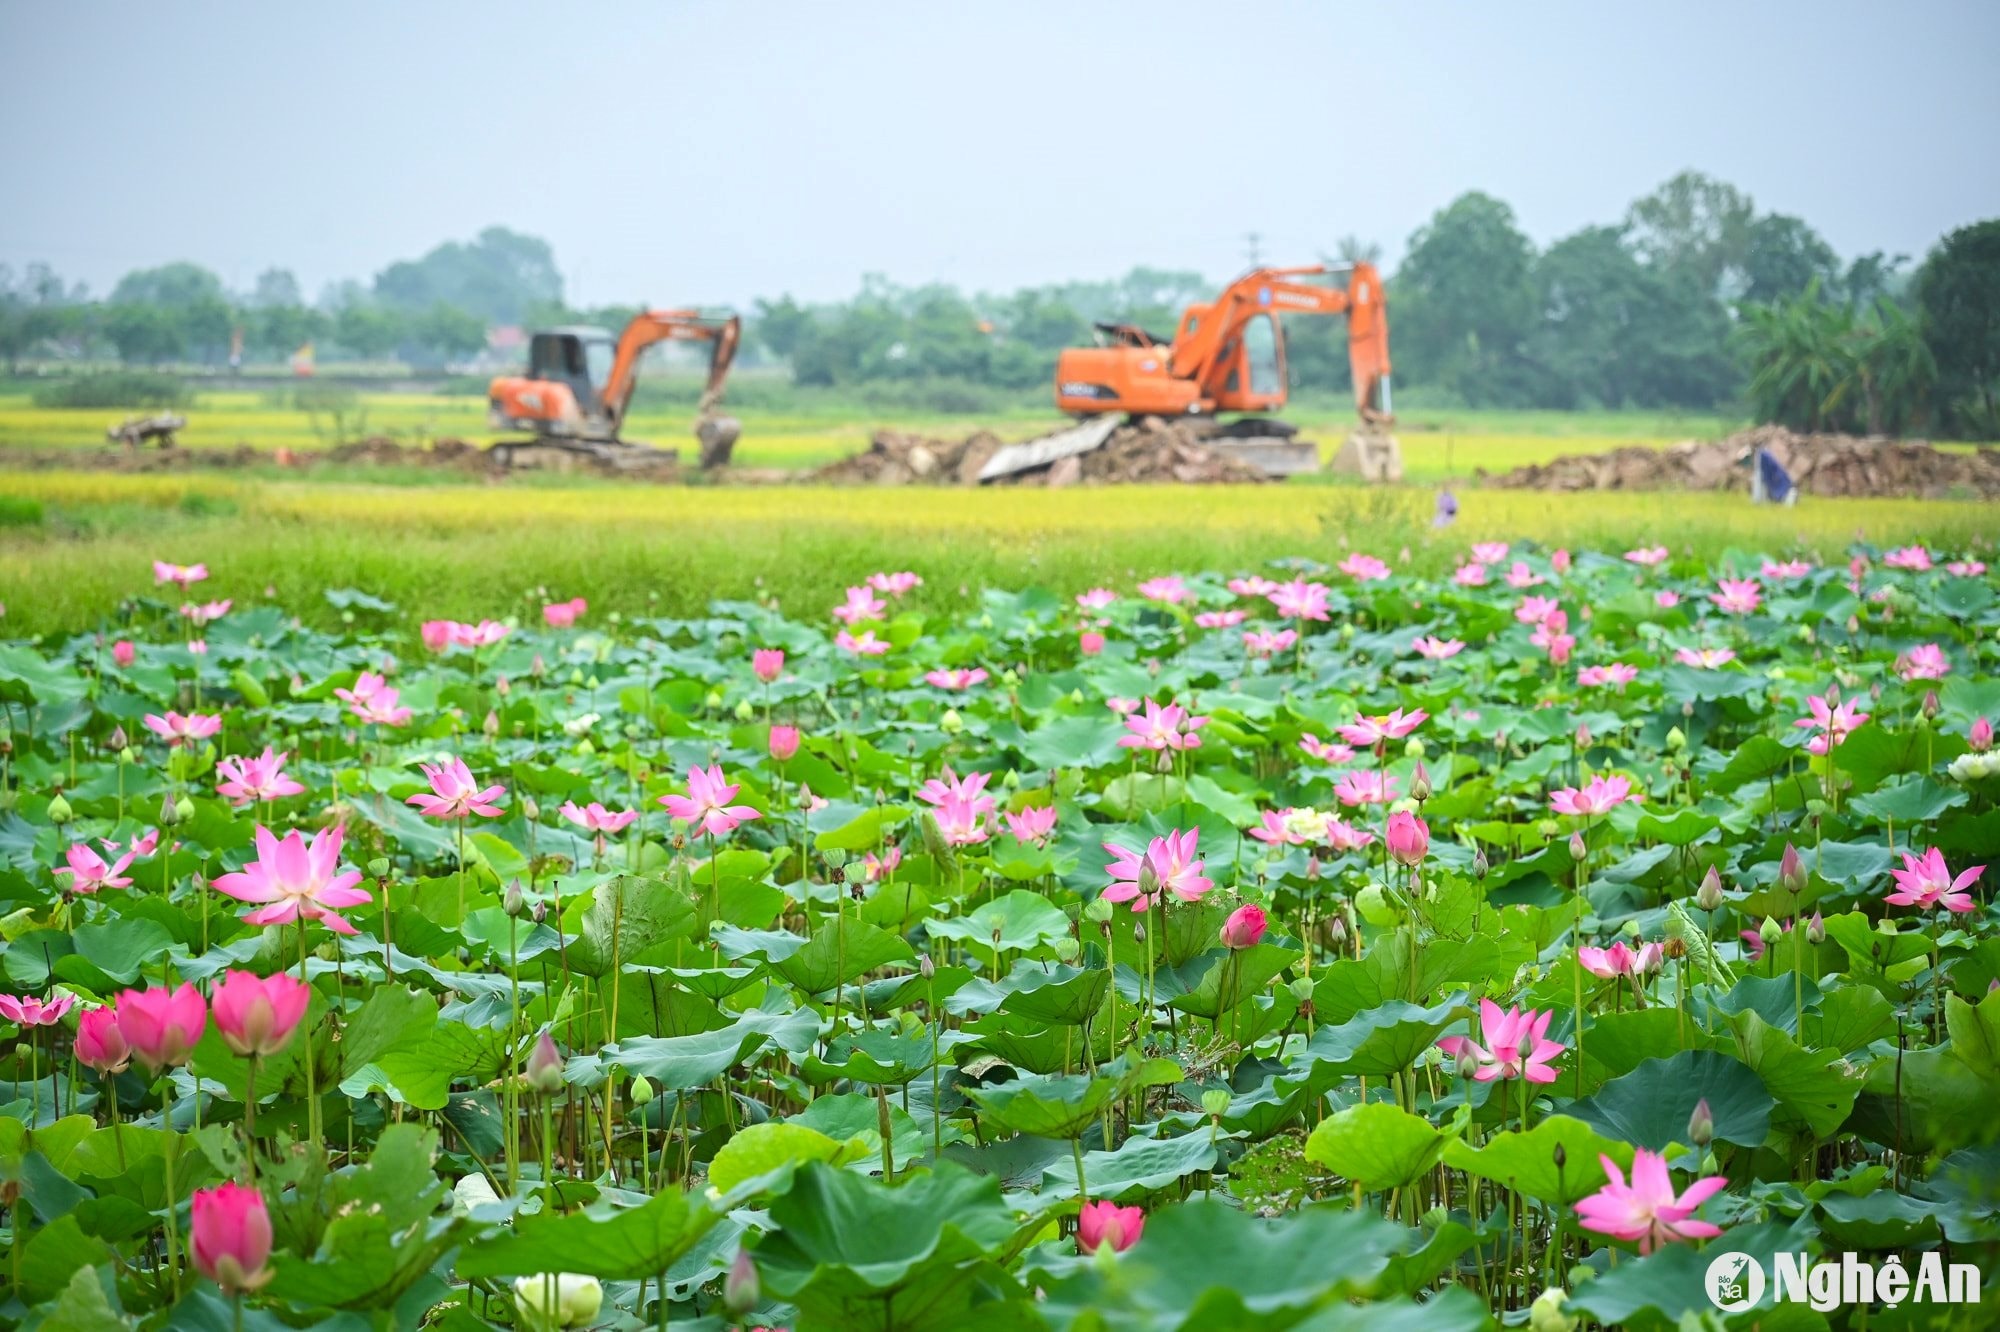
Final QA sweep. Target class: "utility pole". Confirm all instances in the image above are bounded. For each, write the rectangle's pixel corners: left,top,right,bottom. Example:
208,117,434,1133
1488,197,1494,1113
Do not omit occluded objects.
1243,231,1263,268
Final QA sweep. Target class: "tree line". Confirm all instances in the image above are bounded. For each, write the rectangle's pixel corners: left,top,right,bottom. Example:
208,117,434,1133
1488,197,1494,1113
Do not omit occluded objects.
3,175,1996,436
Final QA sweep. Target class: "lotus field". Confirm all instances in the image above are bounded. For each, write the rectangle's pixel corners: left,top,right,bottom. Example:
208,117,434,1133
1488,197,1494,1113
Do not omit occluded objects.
3,538,2000,1331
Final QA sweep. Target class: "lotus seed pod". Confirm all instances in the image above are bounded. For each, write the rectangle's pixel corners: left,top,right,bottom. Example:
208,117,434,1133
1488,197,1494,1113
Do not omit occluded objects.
368,857,392,878
1078,895,1111,923
1404,737,1425,759
1052,937,1080,964
1201,1089,1232,1118
1287,976,1314,1002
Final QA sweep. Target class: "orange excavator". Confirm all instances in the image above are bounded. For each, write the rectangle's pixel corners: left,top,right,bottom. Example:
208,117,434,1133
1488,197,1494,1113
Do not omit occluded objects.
981,263,1395,481
487,309,742,469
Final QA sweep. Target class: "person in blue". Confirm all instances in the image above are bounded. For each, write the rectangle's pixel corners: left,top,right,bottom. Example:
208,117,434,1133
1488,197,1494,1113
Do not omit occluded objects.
1751,447,1797,505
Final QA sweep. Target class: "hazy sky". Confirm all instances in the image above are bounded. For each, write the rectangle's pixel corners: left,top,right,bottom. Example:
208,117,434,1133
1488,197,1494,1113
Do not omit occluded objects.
5,1,1997,309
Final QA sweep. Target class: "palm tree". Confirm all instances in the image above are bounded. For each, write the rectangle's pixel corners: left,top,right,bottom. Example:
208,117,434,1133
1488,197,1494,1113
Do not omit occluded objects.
1852,299,1936,435
1738,281,1857,431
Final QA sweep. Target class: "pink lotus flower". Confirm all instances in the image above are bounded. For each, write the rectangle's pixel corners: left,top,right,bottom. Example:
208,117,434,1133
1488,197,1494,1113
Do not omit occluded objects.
188,639,208,656
1504,561,1544,589
1710,579,1762,615
863,847,903,882
144,711,223,746
407,757,506,819
74,1007,130,1073
1578,941,1664,979
1325,816,1376,852
934,792,993,845
1884,545,1933,571
1076,588,1117,611
832,585,887,625
153,560,209,589
1531,610,1575,665
1137,576,1188,604
1413,636,1465,660
1298,734,1355,764
115,983,207,1070
768,725,801,762
1471,542,1510,564
1550,774,1637,816
1885,847,1982,913
1268,578,1330,621
1195,609,1249,629
1079,631,1106,655
112,639,137,668
1242,628,1297,657
1438,999,1565,1082
104,828,160,859
0,992,76,1027
1385,810,1429,866
752,648,785,682
1970,718,1994,752
1337,708,1428,748
1453,562,1490,587
1574,1150,1725,1255
212,826,373,936
836,628,889,656
455,619,510,648
1899,644,1949,681
1106,697,1140,716
1654,590,1681,608
420,620,456,652
1794,692,1868,755
1102,829,1212,911
660,764,762,838
1117,698,1207,752
1339,553,1391,581
1220,905,1269,949
924,667,990,690
53,842,136,894
210,969,311,1057
334,671,388,706
1947,559,1987,577
1515,595,1561,626
1623,546,1668,567
1552,548,1572,573
1333,770,1398,807
1004,805,1058,845
542,597,588,628
560,801,640,834
347,682,412,727
189,1181,274,1295
216,748,306,806
1761,559,1812,579
1077,1199,1144,1254
1674,646,1736,669
918,766,996,814
867,570,922,596
1577,663,1639,690
181,599,231,627
1227,575,1278,598
1249,808,1325,846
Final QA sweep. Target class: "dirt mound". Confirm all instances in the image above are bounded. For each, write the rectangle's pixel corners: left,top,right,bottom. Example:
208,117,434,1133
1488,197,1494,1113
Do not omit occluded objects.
1480,425,2000,500
812,417,1275,486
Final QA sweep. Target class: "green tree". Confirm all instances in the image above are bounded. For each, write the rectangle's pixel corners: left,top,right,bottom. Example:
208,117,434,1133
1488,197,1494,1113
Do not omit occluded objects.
103,303,185,364
334,303,404,360
752,295,815,360
1738,281,1858,431
1739,214,1840,306
1394,191,1539,404
373,226,562,325
407,303,487,367
1851,300,1935,435
249,268,304,308
110,261,228,309
1624,171,1755,296
1915,219,2000,438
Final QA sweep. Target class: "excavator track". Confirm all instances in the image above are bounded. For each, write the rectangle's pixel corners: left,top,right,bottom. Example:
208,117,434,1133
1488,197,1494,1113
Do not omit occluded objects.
488,437,679,472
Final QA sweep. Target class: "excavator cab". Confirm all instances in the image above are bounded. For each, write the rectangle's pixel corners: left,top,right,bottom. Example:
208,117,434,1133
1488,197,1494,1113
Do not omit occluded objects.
525,329,616,416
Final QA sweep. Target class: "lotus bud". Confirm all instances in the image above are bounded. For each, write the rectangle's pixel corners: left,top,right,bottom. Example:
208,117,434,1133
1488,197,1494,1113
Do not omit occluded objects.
521,796,540,821
1963,717,1991,751
1529,1287,1578,1332
1471,849,1489,880
503,879,526,918
512,1273,603,1330
1919,689,1940,722
173,795,194,824
119,746,136,764
723,1248,760,1318
46,792,74,824
1325,913,1347,948
1404,737,1425,759
107,724,129,751
702,688,722,712
1665,726,1686,751
1758,917,1782,945
1568,832,1587,862
1409,760,1432,802
495,674,511,697
1696,866,1724,910
732,698,756,722
1778,843,1806,895
531,899,548,924
629,1074,655,1105
1575,724,1590,750
1131,922,1147,945
530,653,547,679
1551,1142,1567,1170
1687,1097,1714,1147
524,1028,566,1095
1201,1089,1232,1119
1339,623,1355,641
1807,911,1825,944
940,708,965,735
1452,1046,1480,1078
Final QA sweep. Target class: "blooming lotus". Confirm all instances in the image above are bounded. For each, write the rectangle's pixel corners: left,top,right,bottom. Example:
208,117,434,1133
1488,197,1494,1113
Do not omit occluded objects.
1298,734,1355,764
1268,577,1330,620
1453,562,1490,587
0,992,76,1027
560,801,639,834
1333,770,1398,807
1338,552,1391,581
210,969,311,1058
408,757,507,819
115,983,208,1070
1624,546,1668,567
660,764,762,838
1438,999,1565,1082
1194,609,1248,629
1077,1199,1145,1254
1710,578,1762,615
933,792,992,845
542,596,587,628
216,748,306,806
53,842,135,894
1794,692,1868,755
1250,807,1326,846
1413,635,1465,660
455,619,509,648
1578,941,1664,979
1577,663,1639,690
1574,1150,1725,1254
1242,628,1298,656
866,570,922,596
1515,595,1561,626
1673,646,1736,669
835,628,889,656
1336,708,1428,748
924,666,990,690
1117,698,1207,751
1004,805,1058,845
1227,575,1278,598
144,711,223,746
1106,696,1140,716
1531,610,1575,664
1761,558,1812,579
918,766,996,814
153,559,209,588
1075,588,1117,611
1899,643,1949,681
1654,589,1681,608
863,847,902,881
1885,847,1982,913
752,648,785,682
1471,541,1509,564
1324,816,1376,852
1884,545,1933,571
112,639,136,667
1550,774,1637,816
1947,559,1987,577
1136,575,1188,604
190,1181,274,1295
1103,829,1212,911
1504,560,1544,588
181,599,231,627
420,620,456,652
212,826,373,936
831,585,886,624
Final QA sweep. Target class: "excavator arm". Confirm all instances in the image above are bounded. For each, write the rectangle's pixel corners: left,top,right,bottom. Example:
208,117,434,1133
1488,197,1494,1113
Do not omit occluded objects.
599,310,742,432
1169,263,1391,422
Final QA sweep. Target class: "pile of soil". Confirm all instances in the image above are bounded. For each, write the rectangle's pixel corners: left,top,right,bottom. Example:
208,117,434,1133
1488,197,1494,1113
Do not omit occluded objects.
812,416,1274,486
1480,426,2000,500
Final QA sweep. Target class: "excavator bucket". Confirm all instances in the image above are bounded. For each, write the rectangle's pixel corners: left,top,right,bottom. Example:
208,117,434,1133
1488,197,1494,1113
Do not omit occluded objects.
695,414,742,469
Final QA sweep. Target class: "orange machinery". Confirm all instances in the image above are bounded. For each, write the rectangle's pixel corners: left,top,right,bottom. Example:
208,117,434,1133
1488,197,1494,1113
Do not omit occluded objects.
1052,263,1391,424
488,309,741,466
